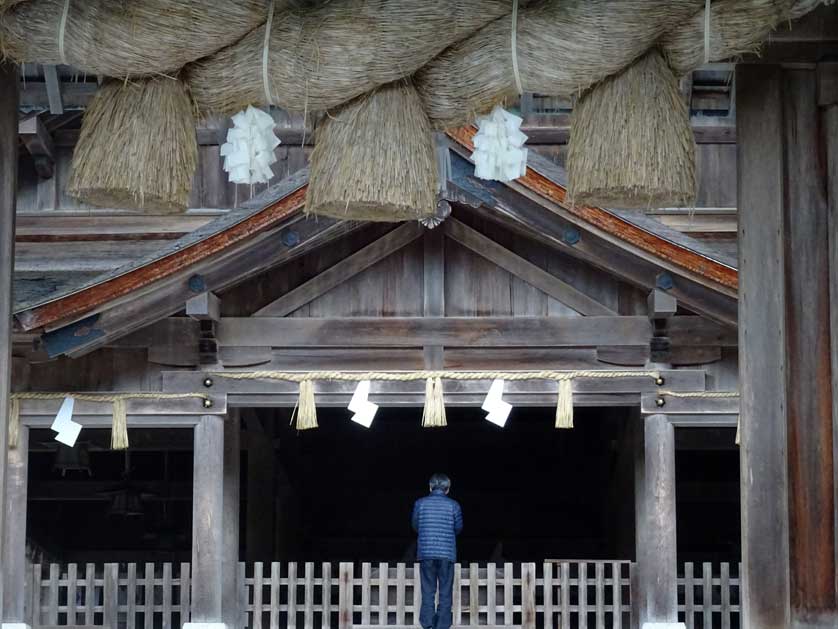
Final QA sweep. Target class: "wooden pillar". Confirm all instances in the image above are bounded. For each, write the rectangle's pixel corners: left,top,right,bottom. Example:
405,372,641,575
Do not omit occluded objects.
0,62,19,613
191,415,225,624
2,427,28,623
222,410,241,629
631,411,646,629
635,414,678,625
423,228,445,369
736,63,792,629
784,67,837,628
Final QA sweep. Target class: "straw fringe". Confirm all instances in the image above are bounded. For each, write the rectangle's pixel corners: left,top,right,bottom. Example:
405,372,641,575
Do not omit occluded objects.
8,397,19,449
555,379,574,429
567,48,696,209
293,380,318,430
67,77,198,213
422,377,447,428
111,398,129,450
307,80,437,222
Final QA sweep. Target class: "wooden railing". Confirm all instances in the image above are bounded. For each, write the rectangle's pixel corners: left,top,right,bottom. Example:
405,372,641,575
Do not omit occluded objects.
27,561,742,629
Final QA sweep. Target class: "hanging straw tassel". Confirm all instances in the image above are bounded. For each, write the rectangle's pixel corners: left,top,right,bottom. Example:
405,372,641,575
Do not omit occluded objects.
735,416,741,446
8,397,20,449
111,398,129,450
555,379,574,429
293,380,318,430
422,377,447,428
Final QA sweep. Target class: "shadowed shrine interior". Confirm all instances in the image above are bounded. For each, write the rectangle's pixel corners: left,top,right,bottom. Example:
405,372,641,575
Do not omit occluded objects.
24,407,739,566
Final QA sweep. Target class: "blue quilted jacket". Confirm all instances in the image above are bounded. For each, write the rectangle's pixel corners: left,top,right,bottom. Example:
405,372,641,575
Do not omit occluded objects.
411,489,464,561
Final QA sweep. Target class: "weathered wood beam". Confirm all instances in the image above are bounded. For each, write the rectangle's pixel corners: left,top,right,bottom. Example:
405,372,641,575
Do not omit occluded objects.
783,67,837,625
191,415,225,623
443,218,615,316
0,61,19,611
222,410,241,628
640,393,738,416
2,427,28,622
215,316,736,348
187,292,221,322
423,228,445,369
521,118,736,145
636,414,678,625
254,222,423,317
736,63,791,629
18,114,55,179
42,65,64,115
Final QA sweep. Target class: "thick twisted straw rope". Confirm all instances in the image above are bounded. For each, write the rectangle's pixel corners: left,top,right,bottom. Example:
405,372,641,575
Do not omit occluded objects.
211,369,662,382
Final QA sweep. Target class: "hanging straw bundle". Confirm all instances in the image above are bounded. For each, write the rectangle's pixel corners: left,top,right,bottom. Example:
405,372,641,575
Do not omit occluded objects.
416,0,806,130
186,0,516,117
567,49,696,209
306,80,438,222
0,0,269,76
67,77,198,213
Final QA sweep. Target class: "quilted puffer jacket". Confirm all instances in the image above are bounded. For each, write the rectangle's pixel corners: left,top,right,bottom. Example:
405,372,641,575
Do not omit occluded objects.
411,489,464,561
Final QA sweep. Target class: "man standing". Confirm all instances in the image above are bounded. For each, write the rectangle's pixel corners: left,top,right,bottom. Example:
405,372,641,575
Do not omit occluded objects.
412,473,464,629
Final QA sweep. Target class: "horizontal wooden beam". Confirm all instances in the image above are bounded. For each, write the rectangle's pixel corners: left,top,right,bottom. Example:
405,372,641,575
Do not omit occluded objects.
641,392,739,416
215,316,736,349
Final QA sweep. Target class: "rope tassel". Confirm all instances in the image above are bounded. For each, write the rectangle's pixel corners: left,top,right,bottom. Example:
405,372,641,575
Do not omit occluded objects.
111,398,129,450
293,380,318,430
555,379,574,429
8,397,20,449
422,377,447,428
735,416,741,446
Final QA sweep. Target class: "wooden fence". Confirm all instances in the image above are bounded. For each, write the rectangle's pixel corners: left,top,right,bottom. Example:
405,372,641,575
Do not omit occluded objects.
27,561,740,629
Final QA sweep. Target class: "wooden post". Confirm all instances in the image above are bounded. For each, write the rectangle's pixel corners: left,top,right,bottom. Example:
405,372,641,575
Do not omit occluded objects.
191,415,225,624
222,410,241,629
631,411,646,629
2,427,28,623
0,61,19,614
783,67,837,627
736,64,791,629
423,228,445,369
636,414,678,624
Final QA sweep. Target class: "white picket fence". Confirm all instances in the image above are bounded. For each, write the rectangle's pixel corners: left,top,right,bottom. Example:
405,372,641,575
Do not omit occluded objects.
26,561,740,629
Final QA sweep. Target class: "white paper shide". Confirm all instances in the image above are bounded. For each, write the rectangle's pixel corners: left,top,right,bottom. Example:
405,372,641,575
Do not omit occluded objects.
471,106,528,183
220,106,281,185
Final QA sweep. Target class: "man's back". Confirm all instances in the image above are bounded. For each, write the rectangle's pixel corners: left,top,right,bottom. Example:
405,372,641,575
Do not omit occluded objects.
412,490,464,562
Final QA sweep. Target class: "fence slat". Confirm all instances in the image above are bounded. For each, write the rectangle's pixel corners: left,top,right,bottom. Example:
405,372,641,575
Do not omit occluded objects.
561,563,570,629
253,562,264,629
469,563,479,626
144,563,154,629
523,563,536,629
378,562,387,625
47,564,59,626
595,563,604,629
322,563,332,629
702,562,713,629
162,563,173,629
720,563,731,629
66,563,78,625
361,563,371,625
84,563,95,626
503,563,513,626
338,563,353,629
127,563,137,629
543,563,552,629
304,562,315,629
611,562,622,629
454,563,462,626
579,563,588,629
270,563,280,629
396,563,406,625
104,564,119,629
487,563,497,627
32,563,43,628
181,562,192,626
685,562,695,629
288,561,298,629
413,563,421,627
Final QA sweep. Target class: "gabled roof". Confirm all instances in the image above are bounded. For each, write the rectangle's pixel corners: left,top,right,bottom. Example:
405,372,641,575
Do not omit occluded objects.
14,127,739,344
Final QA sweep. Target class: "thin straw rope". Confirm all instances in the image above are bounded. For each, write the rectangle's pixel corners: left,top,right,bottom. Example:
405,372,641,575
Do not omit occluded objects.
658,390,738,398
57,0,71,66
10,392,209,403
211,369,662,382
262,0,276,105
704,0,711,64
510,0,523,95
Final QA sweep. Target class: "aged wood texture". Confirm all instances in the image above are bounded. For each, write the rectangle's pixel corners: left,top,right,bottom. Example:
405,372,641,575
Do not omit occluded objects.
446,126,738,291
823,81,838,624
0,61,19,611
223,410,242,628
1,426,28,622
216,316,735,348
783,68,837,624
192,415,225,622
423,228,445,369
736,64,791,629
